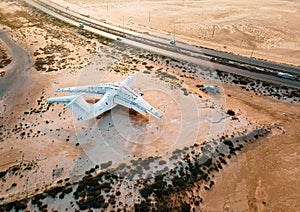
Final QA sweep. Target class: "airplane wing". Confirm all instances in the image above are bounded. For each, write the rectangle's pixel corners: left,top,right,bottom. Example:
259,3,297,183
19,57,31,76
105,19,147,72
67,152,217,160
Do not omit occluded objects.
46,94,92,121
45,76,162,122
120,76,135,87
55,86,106,99
46,93,116,122
114,92,162,119
134,96,163,119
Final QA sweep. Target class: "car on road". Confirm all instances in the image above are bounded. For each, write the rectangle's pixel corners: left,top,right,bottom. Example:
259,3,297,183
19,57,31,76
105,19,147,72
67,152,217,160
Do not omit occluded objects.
170,40,176,46
277,72,295,79
79,23,84,29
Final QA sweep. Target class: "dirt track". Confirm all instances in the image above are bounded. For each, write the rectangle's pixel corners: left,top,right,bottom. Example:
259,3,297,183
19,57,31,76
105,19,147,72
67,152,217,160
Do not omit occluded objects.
0,30,32,98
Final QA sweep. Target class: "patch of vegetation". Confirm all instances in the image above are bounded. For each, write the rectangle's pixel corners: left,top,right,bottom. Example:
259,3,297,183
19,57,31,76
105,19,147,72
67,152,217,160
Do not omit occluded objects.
134,128,270,210
35,55,56,72
0,199,29,211
181,87,189,96
100,161,112,169
0,115,269,212
156,69,178,81
23,96,53,115
77,30,113,45
73,172,117,210
0,45,12,69
143,70,151,74
217,71,300,103
46,186,64,198
226,109,235,116
145,65,154,70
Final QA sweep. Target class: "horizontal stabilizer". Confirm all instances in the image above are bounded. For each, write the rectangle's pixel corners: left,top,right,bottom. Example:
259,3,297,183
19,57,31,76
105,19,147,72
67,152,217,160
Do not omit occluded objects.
46,94,92,122
66,94,92,122
121,76,135,87
45,95,80,104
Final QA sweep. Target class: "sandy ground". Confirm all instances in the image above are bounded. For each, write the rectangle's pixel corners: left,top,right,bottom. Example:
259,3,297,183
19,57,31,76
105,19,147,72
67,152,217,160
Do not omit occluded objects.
0,0,92,202
0,0,250,204
0,0,299,211
68,67,252,167
201,84,300,211
50,0,300,66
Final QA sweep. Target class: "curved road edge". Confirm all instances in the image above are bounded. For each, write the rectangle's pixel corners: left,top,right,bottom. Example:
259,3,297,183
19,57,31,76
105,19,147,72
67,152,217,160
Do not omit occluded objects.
0,30,33,98
36,0,300,74
24,0,300,89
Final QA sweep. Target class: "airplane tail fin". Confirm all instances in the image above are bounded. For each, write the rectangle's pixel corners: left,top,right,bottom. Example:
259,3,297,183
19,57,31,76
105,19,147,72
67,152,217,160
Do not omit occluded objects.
66,94,92,122
121,76,135,87
46,94,92,122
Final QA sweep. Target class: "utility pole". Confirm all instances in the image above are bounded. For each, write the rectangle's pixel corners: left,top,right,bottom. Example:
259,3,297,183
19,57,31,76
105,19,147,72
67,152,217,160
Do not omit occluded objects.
170,26,176,46
148,11,151,28
249,45,255,64
123,16,125,35
250,45,255,58
173,26,176,44
212,25,216,38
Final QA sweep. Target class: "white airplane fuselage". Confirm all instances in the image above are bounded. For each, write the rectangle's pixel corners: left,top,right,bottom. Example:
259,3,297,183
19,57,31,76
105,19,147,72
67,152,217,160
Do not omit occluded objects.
46,77,162,122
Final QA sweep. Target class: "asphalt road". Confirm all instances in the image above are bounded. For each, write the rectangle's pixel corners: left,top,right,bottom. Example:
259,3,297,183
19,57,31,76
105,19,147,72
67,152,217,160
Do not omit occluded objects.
0,30,32,98
36,0,300,75
25,0,300,89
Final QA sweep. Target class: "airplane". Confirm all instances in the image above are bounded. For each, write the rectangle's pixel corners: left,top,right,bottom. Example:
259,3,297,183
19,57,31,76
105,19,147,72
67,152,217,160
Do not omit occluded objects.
46,76,162,122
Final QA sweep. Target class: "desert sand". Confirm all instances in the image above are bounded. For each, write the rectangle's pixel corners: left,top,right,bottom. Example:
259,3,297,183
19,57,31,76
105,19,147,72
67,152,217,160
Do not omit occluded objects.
50,0,300,66
0,0,248,203
0,0,299,211
201,84,300,211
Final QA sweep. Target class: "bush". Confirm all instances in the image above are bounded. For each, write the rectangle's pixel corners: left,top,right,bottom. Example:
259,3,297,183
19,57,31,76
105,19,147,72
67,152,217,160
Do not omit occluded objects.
226,109,235,116
100,161,112,169
158,160,167,165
